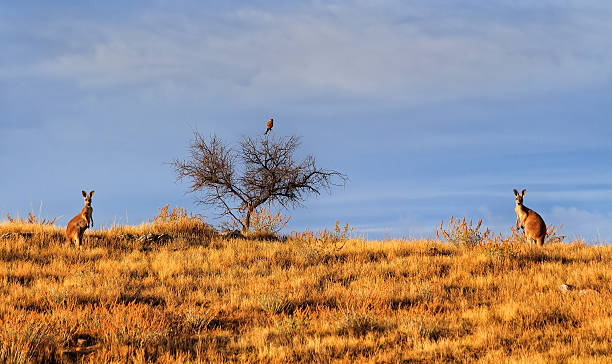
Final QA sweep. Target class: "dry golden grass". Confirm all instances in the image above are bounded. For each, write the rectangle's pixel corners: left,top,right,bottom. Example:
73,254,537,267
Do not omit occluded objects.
0,220,611,363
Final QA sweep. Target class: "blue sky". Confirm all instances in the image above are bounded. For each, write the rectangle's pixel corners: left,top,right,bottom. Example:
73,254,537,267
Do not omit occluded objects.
1,1,612,242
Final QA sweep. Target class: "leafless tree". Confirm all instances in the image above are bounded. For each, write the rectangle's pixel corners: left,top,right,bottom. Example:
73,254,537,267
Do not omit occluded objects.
172,131,347,232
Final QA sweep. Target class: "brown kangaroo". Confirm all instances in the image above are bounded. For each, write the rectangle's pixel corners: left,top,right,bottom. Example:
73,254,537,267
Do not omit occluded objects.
66,190,94,248
513,189,546,246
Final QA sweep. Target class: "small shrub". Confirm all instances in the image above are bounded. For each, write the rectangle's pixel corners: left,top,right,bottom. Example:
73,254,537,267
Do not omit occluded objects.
486,243,518,262
408,317,447,342
258,293,294,315
290,221,353,252
506,225,528,245
269,316,309,345
246,206,291,236
148,204,216,242
437,216,493,247
337,313,385,337
182,307,219,332
519,306,580,330
0,319,54,363
256,283,295,314
272,248,295,269
222,206,290,240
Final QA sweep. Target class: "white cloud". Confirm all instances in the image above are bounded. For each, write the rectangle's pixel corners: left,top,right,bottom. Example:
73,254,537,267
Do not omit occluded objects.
21,2,612,104
549,206,612,242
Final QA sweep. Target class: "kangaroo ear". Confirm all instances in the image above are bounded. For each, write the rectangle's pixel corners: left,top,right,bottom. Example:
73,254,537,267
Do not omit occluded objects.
82,190,87,197
89,191,95,198
513,189,519,196
521,189,526,196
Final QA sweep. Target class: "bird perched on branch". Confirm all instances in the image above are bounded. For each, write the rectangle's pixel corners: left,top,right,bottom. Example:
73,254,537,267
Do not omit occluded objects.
265,118,273,135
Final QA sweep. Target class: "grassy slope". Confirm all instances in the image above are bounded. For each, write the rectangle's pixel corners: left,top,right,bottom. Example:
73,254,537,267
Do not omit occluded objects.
0,222,611,363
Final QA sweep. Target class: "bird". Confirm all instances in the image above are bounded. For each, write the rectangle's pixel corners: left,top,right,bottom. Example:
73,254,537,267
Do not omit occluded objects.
265,118,273,135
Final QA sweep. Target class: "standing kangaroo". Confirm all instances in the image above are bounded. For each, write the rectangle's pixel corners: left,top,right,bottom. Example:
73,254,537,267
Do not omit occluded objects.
66,190,94,248
513,189,546,246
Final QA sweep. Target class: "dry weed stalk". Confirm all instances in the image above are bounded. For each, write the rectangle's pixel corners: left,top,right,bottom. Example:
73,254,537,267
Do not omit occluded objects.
290,221,353,252
6,212,56,226
144,204,213,241
546,224,566,244
436,216,492,247
150,204,189,224
232,206,291,235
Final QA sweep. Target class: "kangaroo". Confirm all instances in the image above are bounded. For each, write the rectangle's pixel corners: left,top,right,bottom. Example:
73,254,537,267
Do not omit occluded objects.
513,189,546,246
66,190,94,248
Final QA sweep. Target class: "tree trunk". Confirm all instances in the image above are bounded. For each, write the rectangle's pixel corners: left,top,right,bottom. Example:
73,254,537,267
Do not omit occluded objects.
244,207,253,233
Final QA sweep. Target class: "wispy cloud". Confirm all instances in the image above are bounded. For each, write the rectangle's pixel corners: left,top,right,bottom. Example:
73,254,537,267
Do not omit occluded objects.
3,1,608,104
550,206,612,243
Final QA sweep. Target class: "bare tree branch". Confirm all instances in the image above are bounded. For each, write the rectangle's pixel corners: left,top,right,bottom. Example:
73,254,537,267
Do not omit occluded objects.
172,131,347,232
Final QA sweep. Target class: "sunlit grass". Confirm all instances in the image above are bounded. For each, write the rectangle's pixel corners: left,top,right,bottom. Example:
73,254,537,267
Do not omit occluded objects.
0,220,610,362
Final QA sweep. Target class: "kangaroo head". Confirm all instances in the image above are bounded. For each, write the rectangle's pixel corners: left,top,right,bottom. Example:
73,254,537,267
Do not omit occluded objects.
513,188,526,205
81,190,95,207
